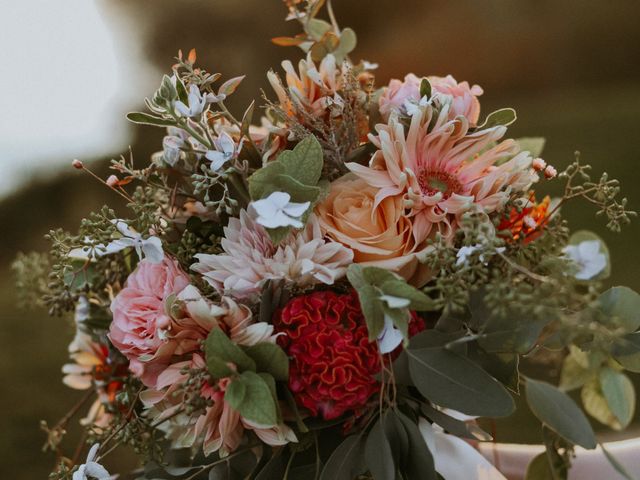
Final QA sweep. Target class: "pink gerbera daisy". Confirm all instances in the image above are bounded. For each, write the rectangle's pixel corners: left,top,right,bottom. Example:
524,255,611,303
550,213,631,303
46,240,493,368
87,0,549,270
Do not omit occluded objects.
346,108,538,243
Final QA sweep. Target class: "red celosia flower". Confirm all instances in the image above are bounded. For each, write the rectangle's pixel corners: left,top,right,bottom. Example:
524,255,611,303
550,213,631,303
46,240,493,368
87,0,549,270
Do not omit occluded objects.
498,194,551,243
273,290,424,420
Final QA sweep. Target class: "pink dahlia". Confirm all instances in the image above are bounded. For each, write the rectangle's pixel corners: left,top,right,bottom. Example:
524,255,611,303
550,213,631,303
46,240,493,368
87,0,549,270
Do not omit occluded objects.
109,257,198,387
379,73,483,125
347,108,537,243
192,210,353,299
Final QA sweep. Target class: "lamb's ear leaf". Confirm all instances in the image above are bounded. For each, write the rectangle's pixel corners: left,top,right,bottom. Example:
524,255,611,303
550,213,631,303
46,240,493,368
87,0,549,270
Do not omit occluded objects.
205,328,256,378
224,371,277,426
278,134,323,186
358,284,386,340
243,343,289,381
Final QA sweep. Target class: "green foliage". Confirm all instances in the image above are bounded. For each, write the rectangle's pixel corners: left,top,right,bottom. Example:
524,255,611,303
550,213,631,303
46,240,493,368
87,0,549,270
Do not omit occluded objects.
525,378,597,449
248,134,324,243
347,264,436,342
205,328,256,378
362,411,436,480
477,107,517,129
557,154,637,232
320,435,367,480
407,345,515,417
242,342,289,381
11,251,49,310
515,137,546,157
224,371,278,426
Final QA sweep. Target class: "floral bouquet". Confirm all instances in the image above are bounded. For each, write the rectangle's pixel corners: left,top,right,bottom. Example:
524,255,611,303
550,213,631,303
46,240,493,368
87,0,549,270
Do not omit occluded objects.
15,1,640,479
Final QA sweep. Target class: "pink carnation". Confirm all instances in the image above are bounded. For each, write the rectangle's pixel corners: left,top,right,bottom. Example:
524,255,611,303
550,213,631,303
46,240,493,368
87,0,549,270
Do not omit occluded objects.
109,257,196,387
379,73,483,125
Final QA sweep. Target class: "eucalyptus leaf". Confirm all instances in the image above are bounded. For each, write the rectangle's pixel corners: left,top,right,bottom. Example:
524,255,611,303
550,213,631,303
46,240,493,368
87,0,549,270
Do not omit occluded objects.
598,286,640,333
525,452,554,480
407,346,515,417
478,314,548,354
383,411,409,468
582,377,621,430
420,402,492,441
599,367,635,429
525,378,597,449
319,435,366,480
600,443,636,480
364,417,396,480
396,411,437,479
559,350,594,391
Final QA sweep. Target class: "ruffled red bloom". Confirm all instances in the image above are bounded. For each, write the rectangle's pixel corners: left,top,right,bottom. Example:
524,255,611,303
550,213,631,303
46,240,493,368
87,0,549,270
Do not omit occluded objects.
273,290,424,420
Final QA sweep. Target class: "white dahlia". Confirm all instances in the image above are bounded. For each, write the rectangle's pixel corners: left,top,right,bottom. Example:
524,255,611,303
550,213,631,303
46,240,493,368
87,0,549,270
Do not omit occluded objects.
191,210,353,299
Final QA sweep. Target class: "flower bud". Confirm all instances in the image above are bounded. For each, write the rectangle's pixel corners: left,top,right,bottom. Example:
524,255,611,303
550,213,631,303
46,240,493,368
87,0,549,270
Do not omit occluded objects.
72,159,84,169
544,165,558,179
532,158,547,171
106,175,119,187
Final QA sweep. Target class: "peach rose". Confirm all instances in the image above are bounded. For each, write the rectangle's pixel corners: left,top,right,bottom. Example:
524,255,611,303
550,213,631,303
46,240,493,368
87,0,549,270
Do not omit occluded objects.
316,175,433,286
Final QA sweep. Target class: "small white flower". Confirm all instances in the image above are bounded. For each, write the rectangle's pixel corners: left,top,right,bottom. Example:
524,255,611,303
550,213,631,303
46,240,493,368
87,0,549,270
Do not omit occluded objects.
205,131,241,171
563,240,607,280
456,244,505,267
404,95,431,116
75,296,90,325
377,314,404,354
204,91,226,103
175,84,207,118
377,295,411,354
73,444,111,480
68,238,108,260
362,60,379,70
104,220,164,263
251,192,310,229
162,127,189,166
380,294,411,309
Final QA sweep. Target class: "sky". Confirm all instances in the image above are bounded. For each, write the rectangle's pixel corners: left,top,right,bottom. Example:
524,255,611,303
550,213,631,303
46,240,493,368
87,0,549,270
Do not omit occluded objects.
0,0,155,197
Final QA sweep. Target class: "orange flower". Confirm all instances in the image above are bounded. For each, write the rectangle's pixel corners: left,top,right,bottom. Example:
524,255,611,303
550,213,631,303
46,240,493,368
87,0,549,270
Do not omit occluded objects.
498,195,551,243
316,175,433,286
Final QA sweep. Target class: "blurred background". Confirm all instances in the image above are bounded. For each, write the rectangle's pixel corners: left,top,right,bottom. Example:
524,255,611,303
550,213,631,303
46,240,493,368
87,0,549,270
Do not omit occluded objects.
1,0,639,477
